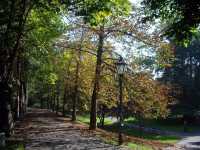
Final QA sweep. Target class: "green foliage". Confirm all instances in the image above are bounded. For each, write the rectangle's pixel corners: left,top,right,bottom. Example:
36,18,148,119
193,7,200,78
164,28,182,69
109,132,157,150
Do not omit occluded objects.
161,38,200,117
125,73,171,119
156,44,175,68
73,0,132,26
142,0,200,45
4,143,24,150
124,117,200,133
48,73,58,84
24,3,68,104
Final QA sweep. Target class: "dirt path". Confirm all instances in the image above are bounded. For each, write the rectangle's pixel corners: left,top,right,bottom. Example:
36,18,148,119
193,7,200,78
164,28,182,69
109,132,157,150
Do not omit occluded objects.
11,108,128,150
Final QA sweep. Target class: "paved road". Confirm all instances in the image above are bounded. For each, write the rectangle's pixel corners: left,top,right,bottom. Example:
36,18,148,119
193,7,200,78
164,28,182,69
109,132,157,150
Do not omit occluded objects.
124,123,200,150
177,136,200,150
12,109,128,150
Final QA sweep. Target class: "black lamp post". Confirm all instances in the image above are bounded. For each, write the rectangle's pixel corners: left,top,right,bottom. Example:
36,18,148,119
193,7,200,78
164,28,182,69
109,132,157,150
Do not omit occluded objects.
116,56,127,145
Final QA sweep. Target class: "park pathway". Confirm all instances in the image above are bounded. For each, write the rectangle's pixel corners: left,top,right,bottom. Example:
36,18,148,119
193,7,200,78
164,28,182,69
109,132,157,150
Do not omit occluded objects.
11,108,128,150
177,136,200,150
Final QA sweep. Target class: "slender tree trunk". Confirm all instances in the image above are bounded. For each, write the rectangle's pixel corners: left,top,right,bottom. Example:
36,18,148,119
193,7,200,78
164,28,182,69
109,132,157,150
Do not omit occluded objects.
72,51,81,121
16,55,23,119
17,89,20,118
72,30,84,121
50,87,53,111
89,30,104,130
63,84,67,116
21,82,26,117
0,82,13,136
53,88,56,112
24,82,28,113
0,0,32,136
40,98,43,109
56,95,59,114
46,87,49,109
101,105,105,127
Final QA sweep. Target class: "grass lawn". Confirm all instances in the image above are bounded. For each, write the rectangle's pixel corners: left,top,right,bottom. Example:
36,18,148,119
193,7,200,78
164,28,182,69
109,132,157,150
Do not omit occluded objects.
3,143,24,150
104,124,180,144
124,117,200,133
77,114,113,125
77,114,180,144
127,143,153,150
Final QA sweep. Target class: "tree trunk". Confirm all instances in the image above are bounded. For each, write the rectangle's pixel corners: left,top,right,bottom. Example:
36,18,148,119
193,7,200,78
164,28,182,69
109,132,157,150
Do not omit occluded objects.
46,87,50,109
56,95,59,113
89,30,104,130
0,82,13,136
56,90,60,114
24,82,28,113
53,90,56,112
0,0,32,136
72,51,81,121
40,98,43,109
21,82,26,117
101,105,105,127
50,87,53,111
63,84,67,116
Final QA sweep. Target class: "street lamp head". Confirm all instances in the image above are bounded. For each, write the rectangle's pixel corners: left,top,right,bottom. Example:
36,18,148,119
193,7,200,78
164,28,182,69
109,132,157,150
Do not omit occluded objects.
116,56,127,75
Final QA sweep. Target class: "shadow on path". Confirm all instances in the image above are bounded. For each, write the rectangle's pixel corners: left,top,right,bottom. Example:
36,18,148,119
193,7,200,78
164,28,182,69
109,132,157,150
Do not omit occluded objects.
11,108,127,150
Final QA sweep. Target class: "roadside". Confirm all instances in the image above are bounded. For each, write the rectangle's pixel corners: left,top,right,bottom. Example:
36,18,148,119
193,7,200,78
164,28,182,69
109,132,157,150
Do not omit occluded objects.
77,115,200,150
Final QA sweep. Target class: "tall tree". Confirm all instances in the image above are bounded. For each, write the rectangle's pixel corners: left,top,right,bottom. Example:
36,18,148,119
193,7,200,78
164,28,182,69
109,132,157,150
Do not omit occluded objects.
75,0,132,129
161,39,200,120
0,0,34,135
0,0,66,135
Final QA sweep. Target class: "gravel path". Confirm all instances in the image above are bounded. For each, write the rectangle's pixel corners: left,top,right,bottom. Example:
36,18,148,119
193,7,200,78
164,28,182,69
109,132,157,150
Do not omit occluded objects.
12,109,128,150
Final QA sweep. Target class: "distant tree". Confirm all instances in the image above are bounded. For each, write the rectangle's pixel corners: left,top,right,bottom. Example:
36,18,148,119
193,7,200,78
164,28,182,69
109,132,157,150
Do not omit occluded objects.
161,39,200,121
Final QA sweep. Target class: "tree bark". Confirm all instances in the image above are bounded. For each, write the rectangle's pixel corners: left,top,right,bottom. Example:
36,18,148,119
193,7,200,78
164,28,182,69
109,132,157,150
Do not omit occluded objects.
62,84,67,116
52,88,56,112
56,95,59,113
0,0,32,136
0,82,13,136
56,88,60,114
89,29,104,130
72,50,81,121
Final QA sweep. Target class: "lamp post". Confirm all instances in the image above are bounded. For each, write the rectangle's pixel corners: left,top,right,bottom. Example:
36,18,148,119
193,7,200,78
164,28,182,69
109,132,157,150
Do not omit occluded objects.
116,56,127,145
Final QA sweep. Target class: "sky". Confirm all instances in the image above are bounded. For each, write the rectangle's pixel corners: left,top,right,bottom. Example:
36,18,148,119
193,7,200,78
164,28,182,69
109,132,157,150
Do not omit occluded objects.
129,0,142,7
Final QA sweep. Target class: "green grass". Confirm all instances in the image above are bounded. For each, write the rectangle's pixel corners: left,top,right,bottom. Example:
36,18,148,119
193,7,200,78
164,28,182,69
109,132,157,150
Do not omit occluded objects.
77,114,112,125
124,117,200,133
127,143,153,150
3,143,24,150
104,124,180,144
77,114,180,144
76,114,178,149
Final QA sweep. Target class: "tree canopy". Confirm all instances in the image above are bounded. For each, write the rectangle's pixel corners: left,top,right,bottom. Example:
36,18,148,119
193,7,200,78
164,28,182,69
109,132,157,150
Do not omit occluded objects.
0,0,189,137
142,0,200,45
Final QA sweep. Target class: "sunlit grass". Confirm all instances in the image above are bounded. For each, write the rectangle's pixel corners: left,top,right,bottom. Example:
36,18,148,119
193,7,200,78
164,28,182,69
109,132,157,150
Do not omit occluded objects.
104,123,180,144
127,143,153,150
77,114,112,125
77,114,180,144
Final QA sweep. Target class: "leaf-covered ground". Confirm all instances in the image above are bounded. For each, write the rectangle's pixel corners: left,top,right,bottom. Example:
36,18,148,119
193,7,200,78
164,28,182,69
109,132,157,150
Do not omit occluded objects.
9,108,129,150
7,108,191,150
